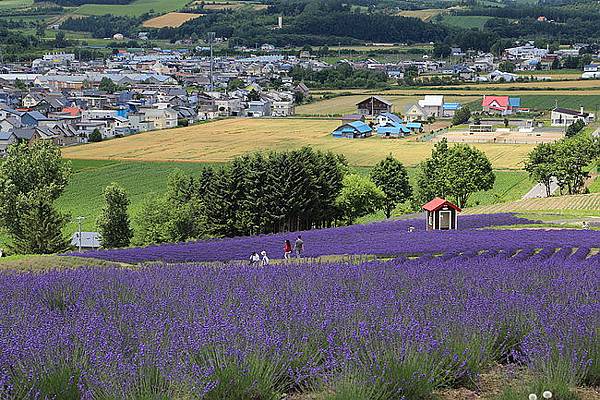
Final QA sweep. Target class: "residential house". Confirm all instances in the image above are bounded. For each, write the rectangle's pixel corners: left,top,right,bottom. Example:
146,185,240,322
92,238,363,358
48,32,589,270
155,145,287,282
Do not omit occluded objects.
21,111,52,127
405,104,428,122
356,96,393,116
0,131,17,156
341,114,365,125
377,123,410,138
247,100,272,117
130,107,177,132
331,121,373,139
376,112,403,127
551,107,595,127
488,70,519,82
271,100,295,117
481,96,521,115
418,95,444,118
504,43,548,60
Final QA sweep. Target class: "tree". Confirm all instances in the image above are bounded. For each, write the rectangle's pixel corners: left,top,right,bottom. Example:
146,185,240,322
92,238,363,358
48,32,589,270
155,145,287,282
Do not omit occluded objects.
99,77,120,94
565,119,585,138
0,141,71,254
433,42,452,59
336,174,385,224
12,194,69,254
499,61,516,73
553,136,598,195
247,89,261,101
415,139,495,208
54,30,69,48
370,155,412,218
227,78,244,92
451,106,471,126
35,24,45,38
14,79,27,91
89,129,103,142
524,142,557,197
97,183,133,248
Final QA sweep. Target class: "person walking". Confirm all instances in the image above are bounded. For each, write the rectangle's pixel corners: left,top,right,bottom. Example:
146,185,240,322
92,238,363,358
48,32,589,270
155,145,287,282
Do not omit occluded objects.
249,252,260,266
294,235,304,258
283,240,292,260
261,250,270,266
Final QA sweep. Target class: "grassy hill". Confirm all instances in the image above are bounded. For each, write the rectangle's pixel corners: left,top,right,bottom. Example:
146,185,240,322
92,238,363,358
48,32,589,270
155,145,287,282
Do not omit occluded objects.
76,0,189,16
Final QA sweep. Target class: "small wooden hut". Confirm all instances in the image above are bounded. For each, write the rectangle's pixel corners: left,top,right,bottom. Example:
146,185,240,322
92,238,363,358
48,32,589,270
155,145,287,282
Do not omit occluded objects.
422,197,461,231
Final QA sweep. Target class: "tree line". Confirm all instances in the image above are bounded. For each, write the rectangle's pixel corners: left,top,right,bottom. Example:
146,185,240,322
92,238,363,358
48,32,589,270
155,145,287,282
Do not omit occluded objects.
0,141,498,254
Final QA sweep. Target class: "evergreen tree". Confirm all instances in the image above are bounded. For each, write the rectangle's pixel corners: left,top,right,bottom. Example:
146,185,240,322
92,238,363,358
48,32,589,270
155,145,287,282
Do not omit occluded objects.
12,194,69,255
89,129,103,142
97,183,133,248
451,106,471,126
0,141,71,254
371,155,412,219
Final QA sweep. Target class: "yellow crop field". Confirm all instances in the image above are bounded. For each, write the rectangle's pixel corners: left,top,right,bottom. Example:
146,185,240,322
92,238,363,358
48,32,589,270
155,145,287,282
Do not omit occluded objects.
397,8,445,21
62,118,534,169
297,95,480,116
464,193,600,214
142,12,203,28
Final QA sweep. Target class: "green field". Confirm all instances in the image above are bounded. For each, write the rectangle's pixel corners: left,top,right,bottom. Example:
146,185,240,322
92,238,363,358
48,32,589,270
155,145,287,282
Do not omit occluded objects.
520,95,600,112
76,0,190,16
438,15,492,29
56,159,219,233
0,0,32,9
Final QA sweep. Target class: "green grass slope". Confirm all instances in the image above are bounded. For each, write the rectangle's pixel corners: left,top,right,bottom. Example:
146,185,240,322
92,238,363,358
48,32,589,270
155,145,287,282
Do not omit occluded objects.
76,0,189,16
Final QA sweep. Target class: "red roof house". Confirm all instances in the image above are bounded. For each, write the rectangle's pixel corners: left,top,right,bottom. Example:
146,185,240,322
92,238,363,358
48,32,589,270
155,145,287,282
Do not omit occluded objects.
422,197,461,230
482,95,510,113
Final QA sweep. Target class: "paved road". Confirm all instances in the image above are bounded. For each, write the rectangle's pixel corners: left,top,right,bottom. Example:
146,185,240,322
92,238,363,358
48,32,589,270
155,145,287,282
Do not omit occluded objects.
523,177,559,199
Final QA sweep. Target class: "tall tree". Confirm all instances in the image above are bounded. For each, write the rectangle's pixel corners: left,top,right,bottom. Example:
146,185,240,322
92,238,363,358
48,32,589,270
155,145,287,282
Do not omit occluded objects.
97,183,133,248
415,139,495,208
0,141,71,254
12,194,69,254
336,174,385,224
370,155,412,218
524,143,557,197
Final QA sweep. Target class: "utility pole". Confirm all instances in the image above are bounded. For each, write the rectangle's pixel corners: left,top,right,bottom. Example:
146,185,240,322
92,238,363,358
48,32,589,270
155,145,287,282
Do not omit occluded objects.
76,216,85,252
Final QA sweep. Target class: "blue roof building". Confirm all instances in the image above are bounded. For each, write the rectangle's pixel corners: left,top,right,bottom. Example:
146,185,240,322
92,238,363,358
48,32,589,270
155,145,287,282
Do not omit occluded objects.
406,122,423,131
332,121,373,139
509,97,521,108
443,103,461,111
377,123,410,138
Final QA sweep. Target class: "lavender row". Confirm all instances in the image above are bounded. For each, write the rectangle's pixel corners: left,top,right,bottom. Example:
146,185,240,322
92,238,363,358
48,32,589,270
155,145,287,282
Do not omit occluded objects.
69,213,545,264
0,252,597,398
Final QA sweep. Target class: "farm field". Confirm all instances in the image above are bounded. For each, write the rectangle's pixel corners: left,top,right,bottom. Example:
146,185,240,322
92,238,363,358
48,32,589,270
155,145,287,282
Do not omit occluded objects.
0,0,32,9
296,94,480,116
61,118,535,169
397,8,445,21
438,15,492,29
142,12,203,28
76,0,189,16
519,95,600,111
6,227,598,399
199,1,268,11
465,192,600,215
55,159,218,233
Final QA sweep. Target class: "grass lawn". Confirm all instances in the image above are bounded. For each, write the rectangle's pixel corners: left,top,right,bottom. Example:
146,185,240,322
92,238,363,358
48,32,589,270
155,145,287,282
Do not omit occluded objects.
56,159,219,233
0,254,117,272
76,0,189,16
61,118,535,169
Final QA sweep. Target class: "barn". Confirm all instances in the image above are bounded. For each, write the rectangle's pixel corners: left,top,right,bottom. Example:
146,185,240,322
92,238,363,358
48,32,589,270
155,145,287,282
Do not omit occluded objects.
422,197,461,231
356,96,393,116
331,121,373,139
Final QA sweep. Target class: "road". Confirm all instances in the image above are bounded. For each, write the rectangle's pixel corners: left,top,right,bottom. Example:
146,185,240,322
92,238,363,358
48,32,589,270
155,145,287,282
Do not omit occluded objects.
523,177,559,199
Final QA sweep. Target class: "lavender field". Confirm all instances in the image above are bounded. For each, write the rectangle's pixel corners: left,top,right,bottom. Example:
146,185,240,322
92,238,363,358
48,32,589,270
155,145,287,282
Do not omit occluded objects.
68,213,566,264
0,248,598,399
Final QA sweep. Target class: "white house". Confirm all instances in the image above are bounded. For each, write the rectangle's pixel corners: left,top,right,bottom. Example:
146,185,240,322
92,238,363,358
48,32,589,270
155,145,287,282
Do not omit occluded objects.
271,101,295,117
504,43,548,60
417,95,444,118
551,107,595,127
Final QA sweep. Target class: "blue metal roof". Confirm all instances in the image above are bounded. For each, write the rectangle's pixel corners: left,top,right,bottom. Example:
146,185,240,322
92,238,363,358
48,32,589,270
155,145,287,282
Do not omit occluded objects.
406,122,422,129
347,121,373,134
379,112,402,124
443,103,461,110
509,97,521,107
377,125,410,135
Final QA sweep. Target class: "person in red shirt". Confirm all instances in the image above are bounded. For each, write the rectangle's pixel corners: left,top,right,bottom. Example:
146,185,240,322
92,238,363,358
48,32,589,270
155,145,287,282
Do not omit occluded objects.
283,240,292,260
